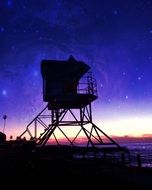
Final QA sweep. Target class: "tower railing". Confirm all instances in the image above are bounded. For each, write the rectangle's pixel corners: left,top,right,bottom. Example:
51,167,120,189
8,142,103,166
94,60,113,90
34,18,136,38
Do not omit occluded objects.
77,72,97,96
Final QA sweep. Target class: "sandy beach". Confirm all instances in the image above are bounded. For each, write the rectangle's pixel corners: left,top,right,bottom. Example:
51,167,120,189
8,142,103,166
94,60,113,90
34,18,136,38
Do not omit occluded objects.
0,145,152,189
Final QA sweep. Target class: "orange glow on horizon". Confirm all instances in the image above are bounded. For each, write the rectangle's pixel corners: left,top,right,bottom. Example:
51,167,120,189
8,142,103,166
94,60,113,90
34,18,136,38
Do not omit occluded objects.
2,116,152,141
97,116,152,137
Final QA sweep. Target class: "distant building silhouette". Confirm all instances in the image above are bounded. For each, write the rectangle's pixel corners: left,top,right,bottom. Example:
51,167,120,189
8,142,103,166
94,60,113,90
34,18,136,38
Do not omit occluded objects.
0,132,6,143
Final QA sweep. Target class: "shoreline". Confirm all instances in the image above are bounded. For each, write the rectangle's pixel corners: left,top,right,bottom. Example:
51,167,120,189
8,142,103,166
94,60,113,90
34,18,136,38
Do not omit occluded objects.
0,143,151,188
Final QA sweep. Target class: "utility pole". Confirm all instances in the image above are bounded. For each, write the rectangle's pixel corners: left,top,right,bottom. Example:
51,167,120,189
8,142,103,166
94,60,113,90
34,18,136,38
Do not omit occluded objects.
3,115,7,133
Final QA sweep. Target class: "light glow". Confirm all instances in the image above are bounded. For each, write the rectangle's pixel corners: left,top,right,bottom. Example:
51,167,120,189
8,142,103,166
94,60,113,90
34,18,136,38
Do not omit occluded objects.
96,116,152,137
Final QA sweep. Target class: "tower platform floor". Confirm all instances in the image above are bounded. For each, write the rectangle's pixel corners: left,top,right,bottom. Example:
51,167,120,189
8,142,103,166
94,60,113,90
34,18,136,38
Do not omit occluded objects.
47,94,97,109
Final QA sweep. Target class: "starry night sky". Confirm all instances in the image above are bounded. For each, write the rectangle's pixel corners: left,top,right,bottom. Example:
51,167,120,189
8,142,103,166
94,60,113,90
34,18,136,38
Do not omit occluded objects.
1,0,152,138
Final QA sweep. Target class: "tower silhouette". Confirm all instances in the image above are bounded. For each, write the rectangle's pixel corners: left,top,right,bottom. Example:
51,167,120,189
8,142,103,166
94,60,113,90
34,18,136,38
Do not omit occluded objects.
20,56,121,149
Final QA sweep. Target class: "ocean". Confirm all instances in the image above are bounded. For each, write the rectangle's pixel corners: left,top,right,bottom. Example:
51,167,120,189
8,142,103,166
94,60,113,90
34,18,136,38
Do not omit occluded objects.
120,142,152,168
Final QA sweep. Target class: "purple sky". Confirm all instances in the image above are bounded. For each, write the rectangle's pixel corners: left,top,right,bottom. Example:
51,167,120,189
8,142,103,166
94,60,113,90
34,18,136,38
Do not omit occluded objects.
0,0,152,138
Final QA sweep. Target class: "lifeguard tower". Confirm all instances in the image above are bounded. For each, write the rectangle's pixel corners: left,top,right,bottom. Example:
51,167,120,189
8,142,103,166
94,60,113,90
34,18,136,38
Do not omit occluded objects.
20,56,121,149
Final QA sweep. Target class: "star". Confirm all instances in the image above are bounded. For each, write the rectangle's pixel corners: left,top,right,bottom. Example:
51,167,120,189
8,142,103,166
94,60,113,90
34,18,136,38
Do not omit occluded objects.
2,90,7,96
113,10,118,16
122,72,126,76
100,84,103,88
125,95,128,99
0,27,5,32
33,71,38,76
7,0,13,8
108,98,111,102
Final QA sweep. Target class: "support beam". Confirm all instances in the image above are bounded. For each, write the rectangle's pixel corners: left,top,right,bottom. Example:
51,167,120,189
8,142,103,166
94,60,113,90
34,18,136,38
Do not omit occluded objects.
19,104,122,149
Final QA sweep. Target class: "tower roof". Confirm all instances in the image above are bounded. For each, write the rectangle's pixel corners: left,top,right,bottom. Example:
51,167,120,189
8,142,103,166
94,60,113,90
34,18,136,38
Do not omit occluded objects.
41,56,90,81
68,55,77,62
